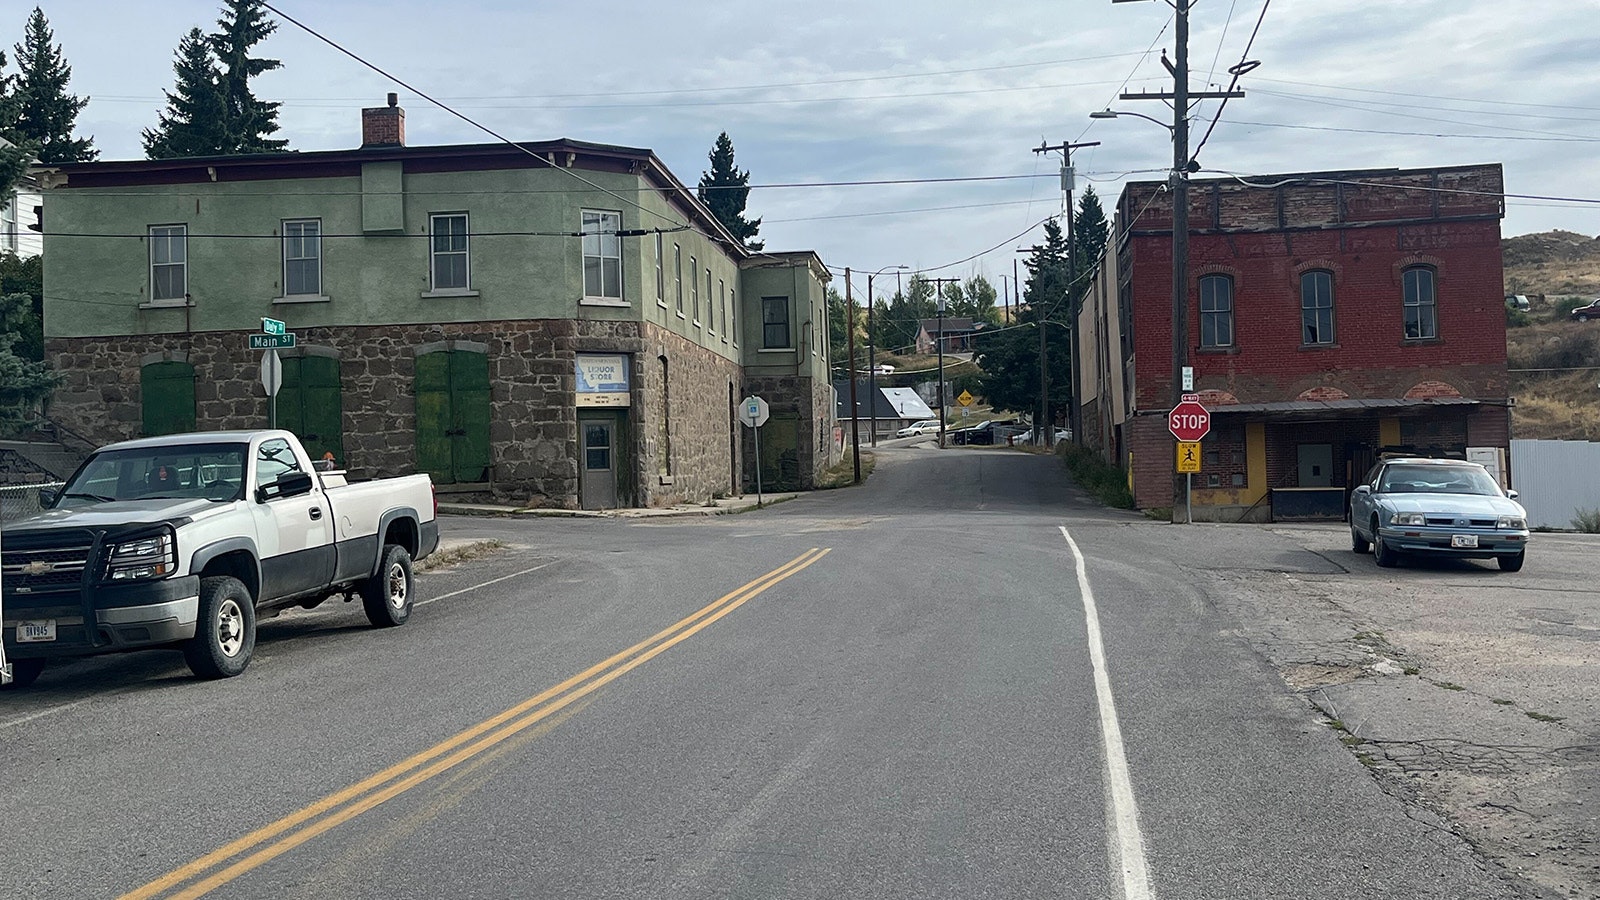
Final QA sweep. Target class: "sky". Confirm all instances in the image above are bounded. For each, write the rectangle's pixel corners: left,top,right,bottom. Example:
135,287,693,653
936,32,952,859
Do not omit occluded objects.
13,0,1600,298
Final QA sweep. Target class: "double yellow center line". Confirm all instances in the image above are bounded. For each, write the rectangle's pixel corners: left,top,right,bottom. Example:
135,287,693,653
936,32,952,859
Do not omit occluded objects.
122,547,832,900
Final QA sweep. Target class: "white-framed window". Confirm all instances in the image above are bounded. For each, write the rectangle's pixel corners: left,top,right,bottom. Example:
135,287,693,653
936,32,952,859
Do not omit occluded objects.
654,232,666,307
706,277,716,333
1403,266,1438,340
430,213,470,291
762,296,790,348
674,244,684,316
282,218,322,296
690,255,700,324
719,280,728,343
1,195,16,254
582,208,622,300
149,224,188,302
730,288,738,345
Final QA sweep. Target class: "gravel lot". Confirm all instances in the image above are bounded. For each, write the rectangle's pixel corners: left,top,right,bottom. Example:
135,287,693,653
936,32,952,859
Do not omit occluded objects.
1198,524,1600,900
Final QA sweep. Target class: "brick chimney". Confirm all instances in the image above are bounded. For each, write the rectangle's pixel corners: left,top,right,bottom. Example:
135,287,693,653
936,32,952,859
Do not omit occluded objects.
361,93,405,147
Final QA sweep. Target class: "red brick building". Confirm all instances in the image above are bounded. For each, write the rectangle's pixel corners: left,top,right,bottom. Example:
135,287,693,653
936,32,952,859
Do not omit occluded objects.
1076,164,1509,521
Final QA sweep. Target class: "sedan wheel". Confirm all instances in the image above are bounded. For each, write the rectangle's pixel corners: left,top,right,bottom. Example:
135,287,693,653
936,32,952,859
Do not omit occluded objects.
1499,550,1525,572
1373,532,1399,568
1351,526,1370,554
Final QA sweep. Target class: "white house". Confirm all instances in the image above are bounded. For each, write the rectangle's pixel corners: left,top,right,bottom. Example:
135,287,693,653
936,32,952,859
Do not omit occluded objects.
1,136,42,258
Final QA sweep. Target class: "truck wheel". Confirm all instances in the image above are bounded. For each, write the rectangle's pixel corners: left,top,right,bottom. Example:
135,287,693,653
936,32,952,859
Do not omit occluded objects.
184,576,256,679
361,544,414,628
1,657,46,689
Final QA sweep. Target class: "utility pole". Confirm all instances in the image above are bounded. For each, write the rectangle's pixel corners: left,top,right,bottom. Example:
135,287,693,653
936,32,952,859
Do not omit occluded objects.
1117,0,1242,520
930,277,961,448
845,268,861,484
1032,138,1099,448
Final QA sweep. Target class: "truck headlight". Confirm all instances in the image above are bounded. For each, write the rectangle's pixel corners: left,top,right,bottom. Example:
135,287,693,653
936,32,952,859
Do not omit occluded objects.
106,529,177,581
1389,513,1426,526
1497,516,1526,530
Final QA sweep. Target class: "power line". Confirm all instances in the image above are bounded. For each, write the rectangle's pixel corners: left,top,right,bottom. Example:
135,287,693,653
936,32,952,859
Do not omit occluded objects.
1192,0,1271,160
1219,119,1600,143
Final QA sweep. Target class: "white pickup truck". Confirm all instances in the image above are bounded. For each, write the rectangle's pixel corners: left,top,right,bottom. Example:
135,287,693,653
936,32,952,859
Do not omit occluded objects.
1,430,437,686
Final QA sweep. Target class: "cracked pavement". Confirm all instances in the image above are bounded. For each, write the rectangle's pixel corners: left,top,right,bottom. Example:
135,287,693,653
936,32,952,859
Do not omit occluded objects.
1166,522,1600,900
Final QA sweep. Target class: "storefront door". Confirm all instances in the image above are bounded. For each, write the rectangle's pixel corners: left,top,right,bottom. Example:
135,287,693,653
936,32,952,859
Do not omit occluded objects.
580,417,618,509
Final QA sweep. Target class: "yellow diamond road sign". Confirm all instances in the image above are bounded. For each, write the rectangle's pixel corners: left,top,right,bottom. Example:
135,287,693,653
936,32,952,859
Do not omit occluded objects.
956,390,974,407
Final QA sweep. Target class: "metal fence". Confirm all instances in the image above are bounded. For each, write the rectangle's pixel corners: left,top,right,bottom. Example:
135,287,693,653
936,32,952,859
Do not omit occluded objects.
1510,439,1600,530
0,482,63,524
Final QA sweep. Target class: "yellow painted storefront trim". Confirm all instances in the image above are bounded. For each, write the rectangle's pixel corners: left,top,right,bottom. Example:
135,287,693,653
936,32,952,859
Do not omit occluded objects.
1379,417,1401,447
1190,421,1269,508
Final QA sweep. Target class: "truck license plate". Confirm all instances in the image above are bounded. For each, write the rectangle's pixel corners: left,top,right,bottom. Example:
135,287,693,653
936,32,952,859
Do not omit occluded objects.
18,620,56,642
1451,534,1479,549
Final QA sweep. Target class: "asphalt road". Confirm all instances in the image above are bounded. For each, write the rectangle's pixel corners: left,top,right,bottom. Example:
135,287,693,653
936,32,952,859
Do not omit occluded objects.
0,445,1539,899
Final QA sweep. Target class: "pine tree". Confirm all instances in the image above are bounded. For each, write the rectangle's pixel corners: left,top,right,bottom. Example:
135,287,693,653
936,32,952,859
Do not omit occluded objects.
6,7,96,164
142,28,229,159
696,132,763,251
974,219,1072,422
209,0,287,154
0,46,31,198
0,289,55,435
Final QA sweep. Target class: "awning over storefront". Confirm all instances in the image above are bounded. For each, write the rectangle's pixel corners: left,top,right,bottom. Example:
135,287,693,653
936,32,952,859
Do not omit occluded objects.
1207,397,1482,423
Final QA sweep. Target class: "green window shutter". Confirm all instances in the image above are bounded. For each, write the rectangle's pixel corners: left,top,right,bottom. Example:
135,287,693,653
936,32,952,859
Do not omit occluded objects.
449,350,492,484
282,355,345,465
140,361,196,436
415,351,453,483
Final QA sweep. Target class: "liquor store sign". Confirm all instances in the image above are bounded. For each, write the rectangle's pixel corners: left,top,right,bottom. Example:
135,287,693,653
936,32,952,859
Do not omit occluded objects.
576,354,631,407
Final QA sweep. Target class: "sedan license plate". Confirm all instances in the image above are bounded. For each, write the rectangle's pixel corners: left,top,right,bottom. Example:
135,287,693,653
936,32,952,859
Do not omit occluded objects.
17,620,57,642
1451,534,1479,549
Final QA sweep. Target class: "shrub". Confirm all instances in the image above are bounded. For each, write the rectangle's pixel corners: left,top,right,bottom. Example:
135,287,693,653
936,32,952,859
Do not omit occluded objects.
1506,307,1531,328
1058,444,1135,509
1572,507,1600,533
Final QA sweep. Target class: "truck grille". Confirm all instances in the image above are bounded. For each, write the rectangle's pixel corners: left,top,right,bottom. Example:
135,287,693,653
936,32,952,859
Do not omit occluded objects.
2,530,95,600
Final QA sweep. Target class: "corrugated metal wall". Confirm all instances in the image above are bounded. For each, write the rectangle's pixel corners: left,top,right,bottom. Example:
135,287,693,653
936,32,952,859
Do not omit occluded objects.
1510,439,1600,529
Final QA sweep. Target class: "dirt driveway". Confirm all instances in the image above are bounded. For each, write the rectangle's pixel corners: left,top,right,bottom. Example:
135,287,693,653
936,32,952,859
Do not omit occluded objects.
1199,524,1600,900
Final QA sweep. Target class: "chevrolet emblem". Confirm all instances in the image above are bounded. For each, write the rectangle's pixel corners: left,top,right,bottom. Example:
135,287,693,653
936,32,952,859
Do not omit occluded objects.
20,561,54,576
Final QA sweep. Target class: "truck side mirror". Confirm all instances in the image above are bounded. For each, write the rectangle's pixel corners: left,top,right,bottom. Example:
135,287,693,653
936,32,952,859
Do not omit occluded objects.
255,470,315,503
37,487,59,508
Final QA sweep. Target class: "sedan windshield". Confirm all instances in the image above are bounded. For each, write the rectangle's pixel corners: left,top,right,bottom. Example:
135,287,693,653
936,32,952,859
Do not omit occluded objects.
59,444,248,504
1378,464,1502,496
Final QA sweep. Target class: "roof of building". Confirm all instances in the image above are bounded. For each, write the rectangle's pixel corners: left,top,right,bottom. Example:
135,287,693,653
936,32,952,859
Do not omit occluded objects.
833,382,935,420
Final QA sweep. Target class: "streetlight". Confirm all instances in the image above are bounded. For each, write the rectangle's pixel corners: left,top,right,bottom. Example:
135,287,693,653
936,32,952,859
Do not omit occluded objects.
866,265,908,448
1088,109,1175,133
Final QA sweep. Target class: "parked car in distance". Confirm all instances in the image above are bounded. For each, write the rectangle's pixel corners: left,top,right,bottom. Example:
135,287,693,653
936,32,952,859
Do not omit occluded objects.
950,421,995,445
1348,457,1528,571
1504,294,1530,311
1570,299,1600,321
873,364,896,375
895,419,940,438
1011,427,1071,445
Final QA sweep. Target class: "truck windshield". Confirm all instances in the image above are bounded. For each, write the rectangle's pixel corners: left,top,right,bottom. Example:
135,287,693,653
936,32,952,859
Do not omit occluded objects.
60,444,248,505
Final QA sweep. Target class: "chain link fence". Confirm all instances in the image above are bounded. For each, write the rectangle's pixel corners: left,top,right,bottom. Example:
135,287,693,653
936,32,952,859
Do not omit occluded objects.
1,482,64,525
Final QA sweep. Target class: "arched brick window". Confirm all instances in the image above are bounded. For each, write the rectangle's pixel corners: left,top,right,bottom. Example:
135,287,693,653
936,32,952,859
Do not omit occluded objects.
1300,270,1335,345
1402,266,1438,339
1199,274,1234,348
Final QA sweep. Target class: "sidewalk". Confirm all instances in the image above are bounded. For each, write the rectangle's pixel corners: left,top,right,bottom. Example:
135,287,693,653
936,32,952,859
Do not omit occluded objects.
438,492,801,519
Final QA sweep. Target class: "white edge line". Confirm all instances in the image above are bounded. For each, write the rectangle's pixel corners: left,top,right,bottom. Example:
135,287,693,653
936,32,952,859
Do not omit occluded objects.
0,697,92,731
417,560,561,607
1060,524,1154,900
1,560,560,730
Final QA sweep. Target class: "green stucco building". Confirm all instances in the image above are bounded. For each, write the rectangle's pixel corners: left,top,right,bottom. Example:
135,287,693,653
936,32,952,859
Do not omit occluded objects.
39,98,838,508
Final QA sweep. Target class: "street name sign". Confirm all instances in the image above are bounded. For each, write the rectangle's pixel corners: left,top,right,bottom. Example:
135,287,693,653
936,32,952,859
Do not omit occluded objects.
249,333,296,350
1168,394,1210,442
261,317,286,336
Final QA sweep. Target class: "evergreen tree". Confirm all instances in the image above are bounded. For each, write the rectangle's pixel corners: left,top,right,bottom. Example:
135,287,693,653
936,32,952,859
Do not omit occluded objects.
210,0,287,154
1070,186,1110,310
0,46,31,197
696,132,763,251
0,289,55,435
6,7,96,164
975,218,1072,423
142,28,229,159
0,252,43,361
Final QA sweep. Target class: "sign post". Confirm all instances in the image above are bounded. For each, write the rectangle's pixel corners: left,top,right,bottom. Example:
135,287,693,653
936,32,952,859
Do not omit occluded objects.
1,517,9,685
737,395,770,506
1168,394,1211,524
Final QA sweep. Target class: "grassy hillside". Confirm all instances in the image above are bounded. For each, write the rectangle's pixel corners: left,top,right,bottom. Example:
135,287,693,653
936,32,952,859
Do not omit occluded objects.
1503,231,1600,440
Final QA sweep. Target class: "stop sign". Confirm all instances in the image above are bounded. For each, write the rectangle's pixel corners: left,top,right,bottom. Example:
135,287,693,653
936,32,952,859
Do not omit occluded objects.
1168,395,1211,442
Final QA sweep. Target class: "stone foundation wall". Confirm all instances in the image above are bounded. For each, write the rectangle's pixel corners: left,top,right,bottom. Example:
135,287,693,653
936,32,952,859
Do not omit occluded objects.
45,318,763,508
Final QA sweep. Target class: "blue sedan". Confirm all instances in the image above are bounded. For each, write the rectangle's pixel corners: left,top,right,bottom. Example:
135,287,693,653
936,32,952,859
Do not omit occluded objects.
1349,457,1529,572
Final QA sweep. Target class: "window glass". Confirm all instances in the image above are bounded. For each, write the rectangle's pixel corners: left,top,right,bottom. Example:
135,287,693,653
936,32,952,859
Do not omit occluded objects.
283,219,321,296
655,233,665,304
582,209,622,299
431,214,469,290
1300,271,1334,345
1199,275,1234,348
674,245,684,314
149,225,187,301
1403,267,1438,339
584,424,611,471
254,438,302,489
706,270,714,331
762,296,791,348
690,256,700,322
